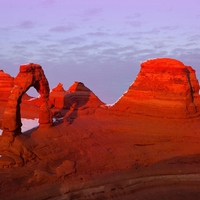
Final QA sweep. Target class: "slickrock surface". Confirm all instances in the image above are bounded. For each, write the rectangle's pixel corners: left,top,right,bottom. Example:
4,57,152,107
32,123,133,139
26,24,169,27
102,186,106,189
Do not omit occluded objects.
0,58,200,200
110,58,200,118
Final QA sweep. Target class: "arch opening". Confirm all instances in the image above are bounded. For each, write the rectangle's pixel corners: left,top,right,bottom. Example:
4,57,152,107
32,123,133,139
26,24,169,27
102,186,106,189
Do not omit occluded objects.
26,87,39,99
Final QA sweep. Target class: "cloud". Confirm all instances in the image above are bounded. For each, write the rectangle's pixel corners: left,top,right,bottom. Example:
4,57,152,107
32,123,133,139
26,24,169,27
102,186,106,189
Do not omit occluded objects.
170,47,200,58
12,45,27,50
21,40,40,45
168,47,200,74
41,0,56,6
69,44,102,51
37,34,52,41
127,20,142,27
68,42,118,55
49,24,76,32
46,44,60,48
125,13,143,28
148,28,160,35
60,36,86,45
115,32,132,37
181,42,196,47
153,41,166,49
84,8,102,16
187,34,200,42
160,26,179,31
0,27,12,32
99,45,135,57
87,31,111,37
125,13,141,19
130,28,160,37
18,20,35,29
64,43,139,66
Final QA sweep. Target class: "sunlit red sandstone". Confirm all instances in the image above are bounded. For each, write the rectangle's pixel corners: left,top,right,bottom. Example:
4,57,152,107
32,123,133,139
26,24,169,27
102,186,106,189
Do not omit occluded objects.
110,58,200,118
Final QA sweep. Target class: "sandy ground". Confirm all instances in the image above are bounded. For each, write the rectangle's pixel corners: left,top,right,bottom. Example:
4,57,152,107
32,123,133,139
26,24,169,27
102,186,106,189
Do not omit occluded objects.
1,103,200,199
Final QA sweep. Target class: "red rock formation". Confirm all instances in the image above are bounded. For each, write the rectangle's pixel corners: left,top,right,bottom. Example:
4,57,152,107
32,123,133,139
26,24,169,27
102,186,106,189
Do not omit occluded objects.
1,58,200,199
50,81,104,113
52,82,65,92
110,58,200,118
66,81,104,111
0,70,14,101
49,83,67,108
2,63,52,139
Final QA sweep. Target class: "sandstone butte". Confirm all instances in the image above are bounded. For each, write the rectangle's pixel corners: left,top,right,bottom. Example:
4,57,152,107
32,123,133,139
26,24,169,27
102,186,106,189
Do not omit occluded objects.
0,58,200,200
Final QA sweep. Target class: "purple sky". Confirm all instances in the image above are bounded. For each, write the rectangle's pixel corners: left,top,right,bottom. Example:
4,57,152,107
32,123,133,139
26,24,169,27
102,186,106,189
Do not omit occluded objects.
0,0,200,103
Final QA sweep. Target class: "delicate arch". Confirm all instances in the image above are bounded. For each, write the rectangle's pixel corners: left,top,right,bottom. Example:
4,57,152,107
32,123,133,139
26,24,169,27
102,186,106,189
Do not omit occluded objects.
2,63,52,135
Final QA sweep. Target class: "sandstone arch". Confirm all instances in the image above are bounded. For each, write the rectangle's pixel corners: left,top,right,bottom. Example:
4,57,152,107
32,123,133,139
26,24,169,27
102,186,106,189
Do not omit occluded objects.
2,63,52,138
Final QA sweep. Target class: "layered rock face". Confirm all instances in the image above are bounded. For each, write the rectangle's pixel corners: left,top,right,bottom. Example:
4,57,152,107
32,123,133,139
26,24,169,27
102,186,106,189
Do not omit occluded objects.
0,70,14,101
111,58,200,118
50,81,104,112
2,63,52,137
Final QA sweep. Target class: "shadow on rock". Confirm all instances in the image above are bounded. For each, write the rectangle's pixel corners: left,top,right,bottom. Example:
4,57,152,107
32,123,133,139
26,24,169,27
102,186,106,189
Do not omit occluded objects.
52,82,97,125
